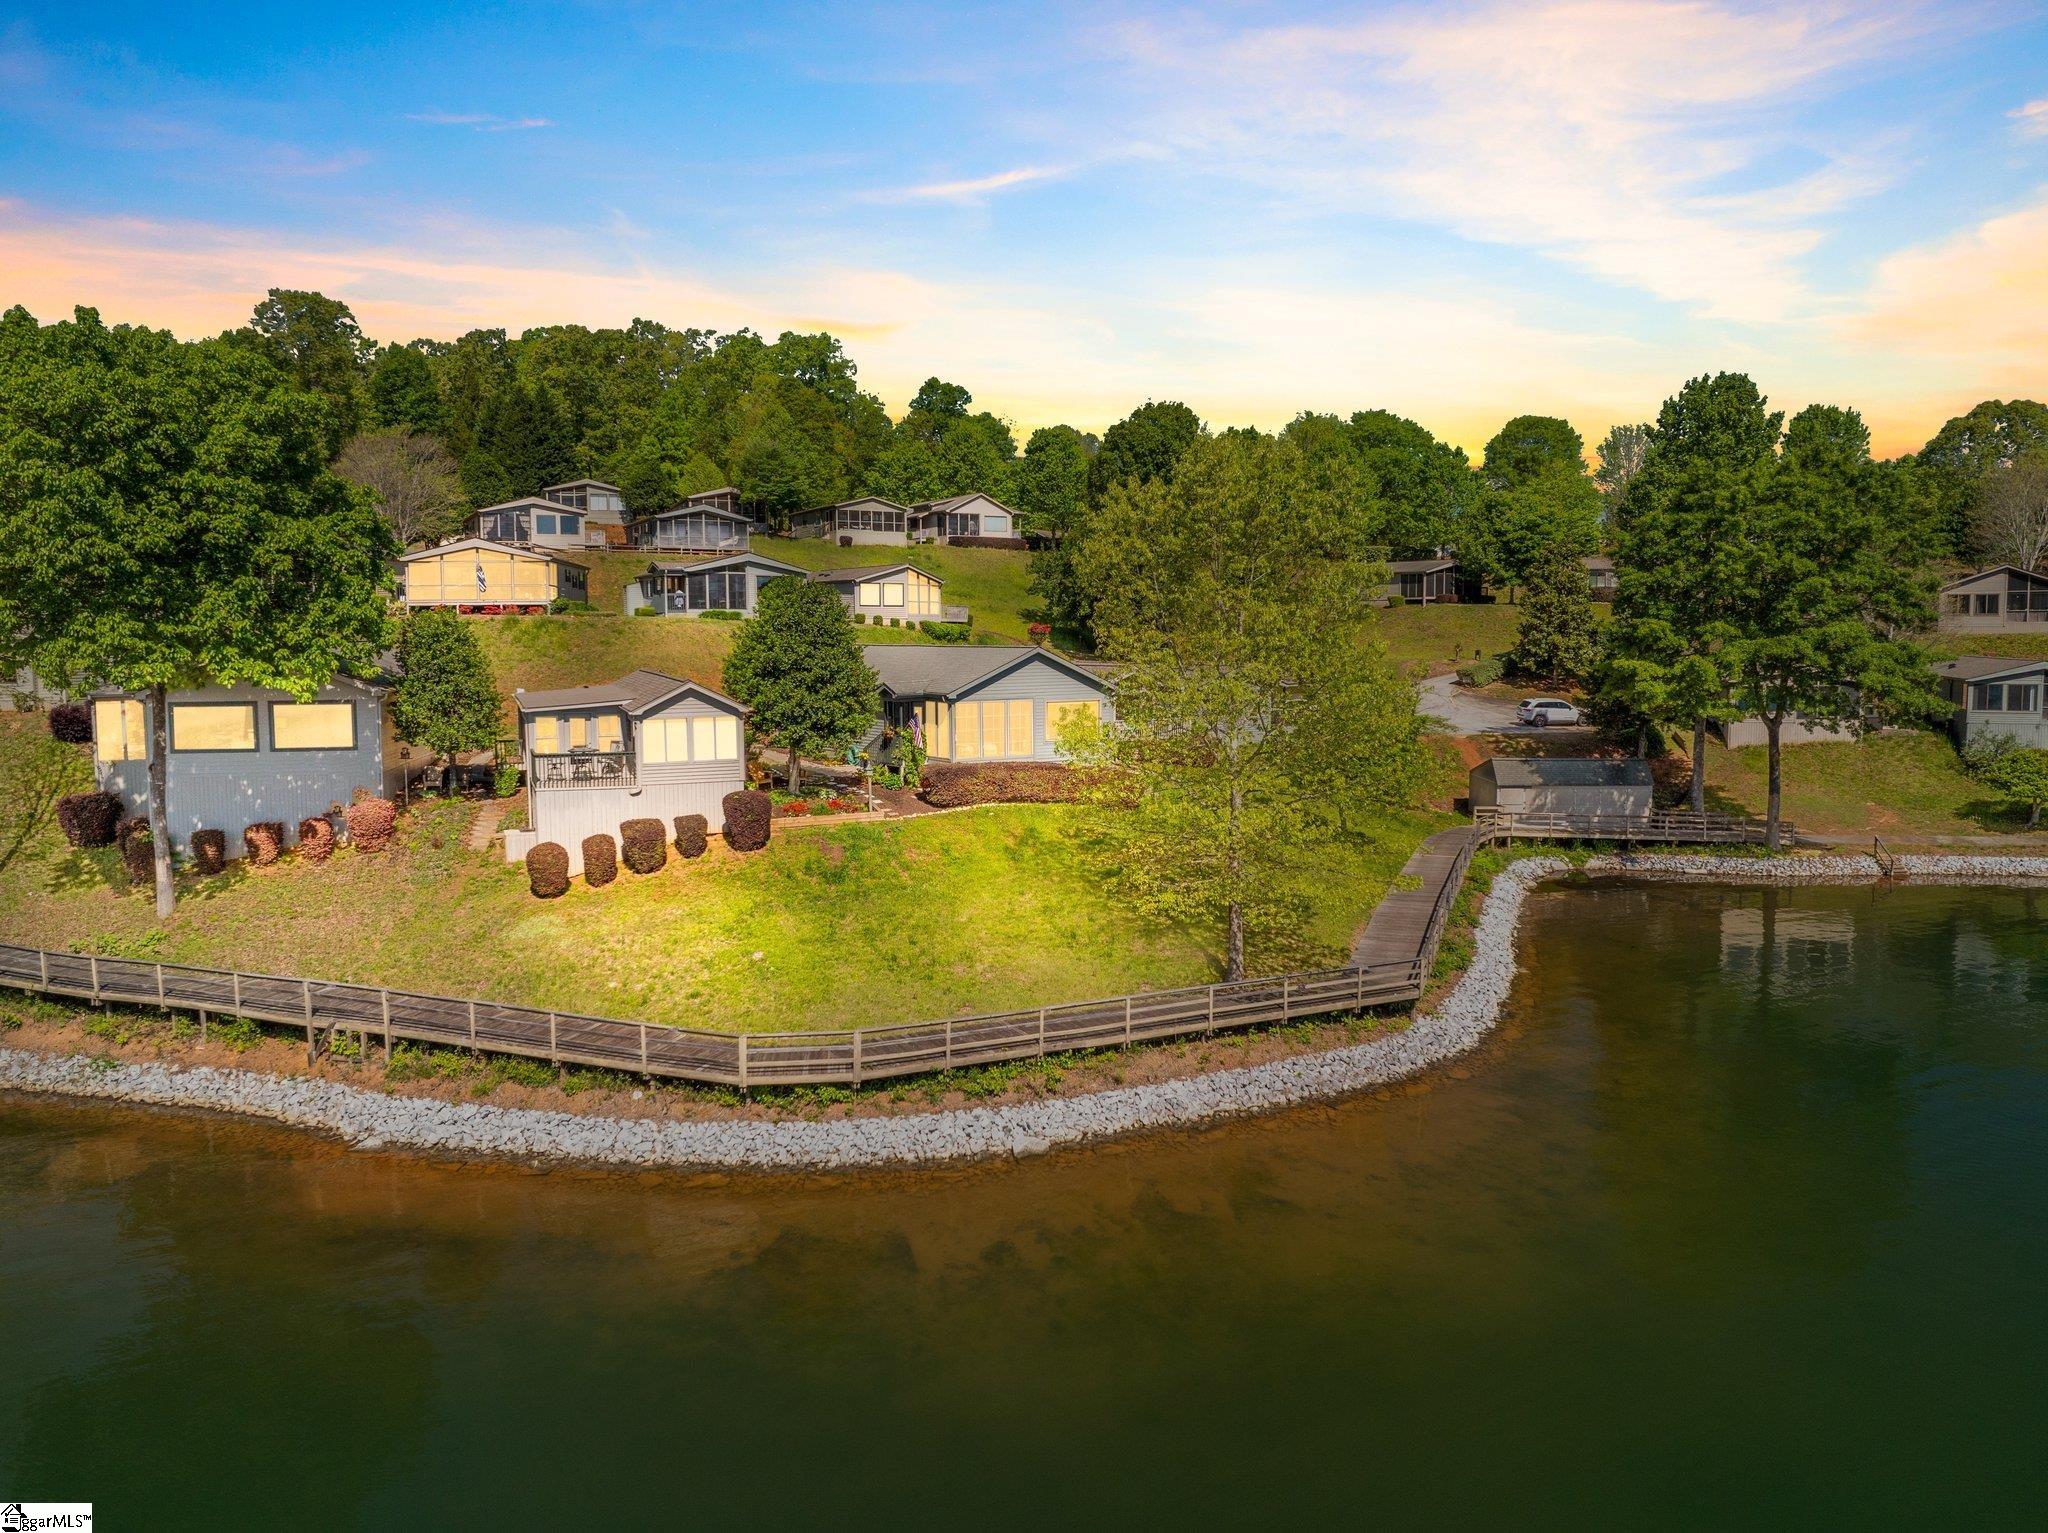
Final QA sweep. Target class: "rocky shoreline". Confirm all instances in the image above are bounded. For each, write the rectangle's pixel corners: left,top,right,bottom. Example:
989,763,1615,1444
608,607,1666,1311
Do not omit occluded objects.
4,850,2044,1170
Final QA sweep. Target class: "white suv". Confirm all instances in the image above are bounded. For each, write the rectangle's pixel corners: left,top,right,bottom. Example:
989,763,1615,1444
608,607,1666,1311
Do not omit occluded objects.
1516,697,1582,727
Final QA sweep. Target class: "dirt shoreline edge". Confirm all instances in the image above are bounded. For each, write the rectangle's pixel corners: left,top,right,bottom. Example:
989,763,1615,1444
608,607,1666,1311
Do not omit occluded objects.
5,852,2045,1170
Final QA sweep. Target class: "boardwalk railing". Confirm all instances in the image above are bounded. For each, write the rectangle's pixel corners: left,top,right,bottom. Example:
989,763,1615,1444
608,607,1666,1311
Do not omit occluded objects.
0,944,1431,1091
1475,807,1784,845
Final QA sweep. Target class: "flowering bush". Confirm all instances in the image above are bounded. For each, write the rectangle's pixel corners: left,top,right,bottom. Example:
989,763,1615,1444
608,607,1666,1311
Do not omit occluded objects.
778,799,813,816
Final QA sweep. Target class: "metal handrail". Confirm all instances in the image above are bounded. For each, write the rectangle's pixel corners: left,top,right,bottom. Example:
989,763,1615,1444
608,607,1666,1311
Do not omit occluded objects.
530,751,635,789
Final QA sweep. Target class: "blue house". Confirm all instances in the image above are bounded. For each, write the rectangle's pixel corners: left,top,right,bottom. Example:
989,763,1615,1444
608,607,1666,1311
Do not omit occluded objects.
90,674,409,854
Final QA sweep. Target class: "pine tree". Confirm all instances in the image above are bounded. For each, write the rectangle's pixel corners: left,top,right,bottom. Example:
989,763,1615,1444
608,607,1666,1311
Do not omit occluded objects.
1510,548,1602,685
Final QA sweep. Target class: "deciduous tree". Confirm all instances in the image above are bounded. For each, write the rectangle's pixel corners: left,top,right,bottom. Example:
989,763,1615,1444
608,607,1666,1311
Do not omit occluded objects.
722,577,879,792
1973,452,2048,572
1964,733,2048,829
0,305,396,915
390,610,503,767
334,428,468,546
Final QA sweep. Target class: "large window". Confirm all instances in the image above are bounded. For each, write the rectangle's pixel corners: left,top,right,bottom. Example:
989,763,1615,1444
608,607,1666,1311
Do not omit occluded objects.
859,580,905,608
906,572,940,617
92,699,147,763
270,702,356,750
1046,699,1102,752
643,714,739,764
683,569,747,610
171,703,257,752
1975,593,2002,615
1974,682,2042,713
949,699,1034,760
532,714,623,754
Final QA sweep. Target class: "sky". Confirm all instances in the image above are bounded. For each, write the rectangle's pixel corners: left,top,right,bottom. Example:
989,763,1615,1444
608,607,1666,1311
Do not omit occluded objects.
2,0,2046,456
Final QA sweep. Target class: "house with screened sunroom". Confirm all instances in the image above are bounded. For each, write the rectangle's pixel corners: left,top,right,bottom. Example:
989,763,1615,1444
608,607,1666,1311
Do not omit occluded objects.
864,645,1113,763
1933,656,2048,748
88,675,407,854
629,487,753,553
505,669,750,875
463,496,600,551
809,564,968,627
623,552,805,616
1937,566,2048,633
539,480,630,547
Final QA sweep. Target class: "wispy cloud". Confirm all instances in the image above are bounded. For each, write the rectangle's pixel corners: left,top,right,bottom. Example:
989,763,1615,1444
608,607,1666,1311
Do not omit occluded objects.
1848,190,2048,366
1095,0,1948,323
405,110,553,132
860,164,1068,204
2010,97,2048,139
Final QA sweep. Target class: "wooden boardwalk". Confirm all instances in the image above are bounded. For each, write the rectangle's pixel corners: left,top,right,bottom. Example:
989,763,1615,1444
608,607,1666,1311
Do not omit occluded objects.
1352,826,1481,970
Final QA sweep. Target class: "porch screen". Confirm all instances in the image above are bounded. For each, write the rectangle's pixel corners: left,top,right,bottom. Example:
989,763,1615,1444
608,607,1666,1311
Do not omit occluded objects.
92,699,147,763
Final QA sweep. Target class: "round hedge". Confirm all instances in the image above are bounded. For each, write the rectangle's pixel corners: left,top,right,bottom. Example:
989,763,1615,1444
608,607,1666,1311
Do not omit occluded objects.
620,817,667,874
190,828,227,875
243,821,286,866
721,789,772,852
117,816,154,886
47,703,91,744
673,813,709,859
296,816,336,862
526,841,569,898
344,796,397,852
56,791,121,848
581,833,618,887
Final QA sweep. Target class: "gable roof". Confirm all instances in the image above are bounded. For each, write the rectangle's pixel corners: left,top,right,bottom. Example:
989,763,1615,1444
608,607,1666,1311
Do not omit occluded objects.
913,491,1018,517
399,537,583,567
1478,756,1652,789
793,495,914,519
645,552,804,577
808,562,937,585
514,669,745,717
469,496,586,515
1939,564,2048,592
1583,555,1615,572
862,643,1110,700
641,501,751,523
1933,655,2048,684
539,479,622,494
1388,557,1457,574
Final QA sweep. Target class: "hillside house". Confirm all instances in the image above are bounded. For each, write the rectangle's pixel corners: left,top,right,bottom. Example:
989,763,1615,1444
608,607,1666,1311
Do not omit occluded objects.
464,496,600,551
400,539,588,612
865,645,1113,763
808,564,966,627
630,488,753,553
540,480,629,546
1934,656,2048,748
624,553,806,616
1937,566,2048,632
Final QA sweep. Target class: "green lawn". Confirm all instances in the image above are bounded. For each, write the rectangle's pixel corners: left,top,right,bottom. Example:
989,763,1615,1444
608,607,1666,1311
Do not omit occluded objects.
0,715,1443,1033
751,536,1042,641
1925,630,2048,664
1703,731,2023,838
1377,602,1525,677
472,616,736,726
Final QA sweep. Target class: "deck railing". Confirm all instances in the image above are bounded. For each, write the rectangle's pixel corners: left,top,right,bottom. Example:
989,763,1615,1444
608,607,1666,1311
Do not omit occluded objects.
531,751,636,790
0,943,1430,1089
1475,807,1783,844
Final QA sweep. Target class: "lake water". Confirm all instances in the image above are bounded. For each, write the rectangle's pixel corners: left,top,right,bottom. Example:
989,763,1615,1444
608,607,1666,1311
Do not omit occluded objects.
3,880,2046,1526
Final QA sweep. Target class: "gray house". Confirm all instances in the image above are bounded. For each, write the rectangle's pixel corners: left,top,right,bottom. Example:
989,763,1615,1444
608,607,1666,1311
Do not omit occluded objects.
539,480,629,547
1934,656,2048,748
1937,566,2048,633
1468,756,1654,817
624,553,806,616
788,496,917,544
1583,555,1617,600
630,488,753,553
507,670,750,876
810,564,968,626
465,496,598,551
865,645,1114,763
89,675,407,854
1384,557,1477,604
910,492,1022,544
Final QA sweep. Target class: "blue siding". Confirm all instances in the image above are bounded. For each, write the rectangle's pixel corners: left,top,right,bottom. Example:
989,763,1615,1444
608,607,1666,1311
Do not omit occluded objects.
97,682,393,852
953,656,1115,761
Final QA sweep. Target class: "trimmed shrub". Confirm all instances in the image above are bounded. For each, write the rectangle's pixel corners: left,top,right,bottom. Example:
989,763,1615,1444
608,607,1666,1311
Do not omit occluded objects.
673,813,708,859
581,833,618,887
920,762,1083,809
722,789,772,852
55,790,121,848
632,606,662,618
527,841,570,898
117,816,154,885
918,621,970,643
243,821,286,866
620,817,667,874
700,609,744,621
344,795,397,852
47,703,91,743
1455,655,1505,688
852,612,868,624
190,828,227,875
296,816,336,862
550,598,597,614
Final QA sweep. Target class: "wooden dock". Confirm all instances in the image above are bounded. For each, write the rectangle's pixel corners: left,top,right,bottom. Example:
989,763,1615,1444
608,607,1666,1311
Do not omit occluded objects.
1352,826,1481,970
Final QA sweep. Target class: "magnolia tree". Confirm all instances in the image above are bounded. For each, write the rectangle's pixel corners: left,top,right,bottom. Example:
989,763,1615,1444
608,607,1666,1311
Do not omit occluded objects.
722,577,879,792
0,306,396,915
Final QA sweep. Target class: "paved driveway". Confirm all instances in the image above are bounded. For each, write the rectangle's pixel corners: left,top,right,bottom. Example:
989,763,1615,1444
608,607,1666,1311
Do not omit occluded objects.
1418,672,1594,738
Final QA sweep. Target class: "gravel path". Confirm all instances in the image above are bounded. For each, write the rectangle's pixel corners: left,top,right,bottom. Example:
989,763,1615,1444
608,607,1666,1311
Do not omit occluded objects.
1417,673,1593,738
6,851,2044,1171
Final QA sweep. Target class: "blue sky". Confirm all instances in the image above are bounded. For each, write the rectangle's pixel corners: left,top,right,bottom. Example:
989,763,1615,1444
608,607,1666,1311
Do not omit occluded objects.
4,1,2047,453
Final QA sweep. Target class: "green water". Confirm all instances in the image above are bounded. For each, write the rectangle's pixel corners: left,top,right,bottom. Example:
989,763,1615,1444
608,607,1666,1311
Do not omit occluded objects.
3,880,2046,1527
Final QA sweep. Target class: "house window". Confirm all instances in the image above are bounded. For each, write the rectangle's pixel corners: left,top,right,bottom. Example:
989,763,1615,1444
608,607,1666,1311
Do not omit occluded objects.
92,699,147,763
951,699,1034,760
919,701,952,757
1975,593,2001,615
171,703,257,752
859,581,898,608
270,702,356,750
1944,594,1971,615
643,714,739,764
908,574,940,617
533,715,621,754
1046,699,1102,751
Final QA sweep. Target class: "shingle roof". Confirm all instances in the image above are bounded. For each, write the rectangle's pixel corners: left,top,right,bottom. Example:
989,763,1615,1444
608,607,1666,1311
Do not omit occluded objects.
1482,756,1653,788
1387,557,1456,574
514,669,743,716
645,553,802,576
539,479,622,493
1934,655,2046,682
862,644,1108,699
809,563,931,585
398,537,584,567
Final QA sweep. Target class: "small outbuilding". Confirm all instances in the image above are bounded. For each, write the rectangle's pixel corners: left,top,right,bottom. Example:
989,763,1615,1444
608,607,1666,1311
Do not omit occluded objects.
1468,756,1654,818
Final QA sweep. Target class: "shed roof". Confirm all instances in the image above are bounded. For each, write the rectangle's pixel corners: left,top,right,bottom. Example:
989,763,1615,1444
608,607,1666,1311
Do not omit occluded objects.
862,643,1108,700
514,669,744,717
642,501,751,523
1477,756,1653,788
539,479,622,494
398,537,583,567
1933,655,2046,682
1938,564,2048,592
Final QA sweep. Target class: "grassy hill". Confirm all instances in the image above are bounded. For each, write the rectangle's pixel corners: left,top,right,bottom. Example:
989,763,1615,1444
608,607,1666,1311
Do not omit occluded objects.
750,536,1042,641
1377,601,1526,678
